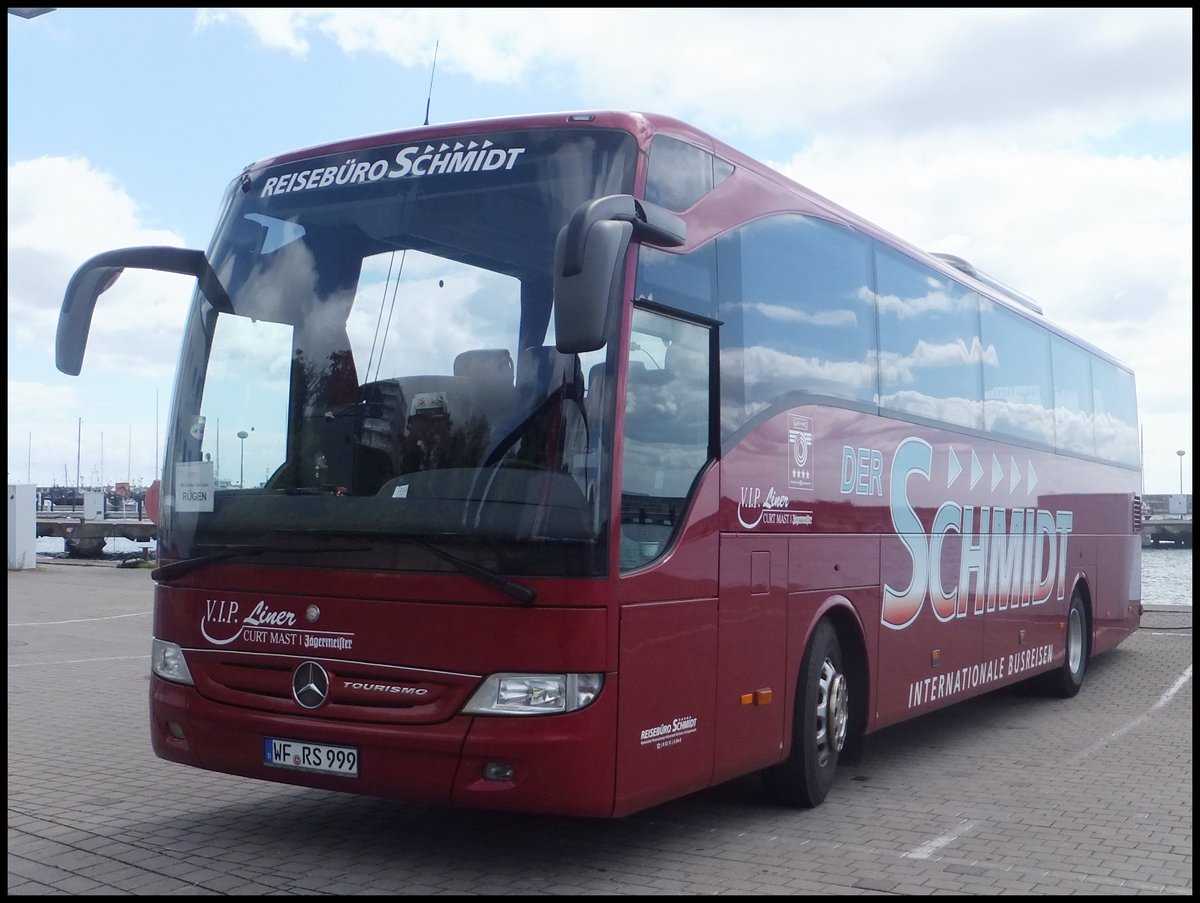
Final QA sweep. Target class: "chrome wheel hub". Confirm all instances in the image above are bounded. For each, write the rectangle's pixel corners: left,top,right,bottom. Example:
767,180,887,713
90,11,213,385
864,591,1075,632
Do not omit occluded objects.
1067,606,1083,675
815,660,849,765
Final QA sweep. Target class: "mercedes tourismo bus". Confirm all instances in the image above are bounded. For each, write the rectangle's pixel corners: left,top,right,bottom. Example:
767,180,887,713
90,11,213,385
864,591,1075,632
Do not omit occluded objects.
56,111,1143,817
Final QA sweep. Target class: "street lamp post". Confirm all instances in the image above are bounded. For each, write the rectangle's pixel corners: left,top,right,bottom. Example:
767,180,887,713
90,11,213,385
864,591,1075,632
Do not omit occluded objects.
1177,449,1186,497
237,431,249,488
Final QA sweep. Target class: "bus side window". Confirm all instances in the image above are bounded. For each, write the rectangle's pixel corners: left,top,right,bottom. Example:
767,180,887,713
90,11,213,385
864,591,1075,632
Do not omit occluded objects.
620,310,711,570
1051,335,1096,458
876,247,984,430
712,213,876,436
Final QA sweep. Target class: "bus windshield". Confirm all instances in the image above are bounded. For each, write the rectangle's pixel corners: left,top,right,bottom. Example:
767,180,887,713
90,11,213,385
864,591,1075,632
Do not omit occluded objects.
159,126,636,577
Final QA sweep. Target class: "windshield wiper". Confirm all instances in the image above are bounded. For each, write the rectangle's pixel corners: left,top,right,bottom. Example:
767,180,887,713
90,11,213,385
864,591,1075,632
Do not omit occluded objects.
152,543,372,583
398,537,537,605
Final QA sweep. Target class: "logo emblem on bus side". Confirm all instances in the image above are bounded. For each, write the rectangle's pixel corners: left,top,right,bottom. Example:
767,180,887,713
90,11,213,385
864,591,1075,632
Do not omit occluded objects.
788,414,813,490
293,661,330,709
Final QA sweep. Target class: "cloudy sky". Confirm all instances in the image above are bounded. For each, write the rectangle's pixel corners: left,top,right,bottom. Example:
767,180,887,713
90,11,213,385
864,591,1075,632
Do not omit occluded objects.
7,8,1192,493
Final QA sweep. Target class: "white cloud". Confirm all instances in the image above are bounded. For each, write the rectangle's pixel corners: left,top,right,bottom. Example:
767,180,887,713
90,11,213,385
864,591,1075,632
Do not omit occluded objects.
7,157,189,486
7,156,191,371
198,9,1192,147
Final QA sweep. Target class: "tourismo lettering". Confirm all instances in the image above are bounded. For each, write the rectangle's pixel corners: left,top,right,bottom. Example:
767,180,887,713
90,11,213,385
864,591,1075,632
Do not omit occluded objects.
883,437,1073,630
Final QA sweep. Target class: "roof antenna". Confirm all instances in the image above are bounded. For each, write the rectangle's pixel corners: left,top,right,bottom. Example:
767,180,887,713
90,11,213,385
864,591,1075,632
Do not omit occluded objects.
423,40,439,126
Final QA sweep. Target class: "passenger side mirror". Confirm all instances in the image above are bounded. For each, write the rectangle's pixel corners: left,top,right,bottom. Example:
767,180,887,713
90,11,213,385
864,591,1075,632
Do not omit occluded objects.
57,246,232,375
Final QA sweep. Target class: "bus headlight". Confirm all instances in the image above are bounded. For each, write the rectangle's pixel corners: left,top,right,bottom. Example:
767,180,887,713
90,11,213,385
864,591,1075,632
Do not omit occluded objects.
462,672,603,715
151,638,194,686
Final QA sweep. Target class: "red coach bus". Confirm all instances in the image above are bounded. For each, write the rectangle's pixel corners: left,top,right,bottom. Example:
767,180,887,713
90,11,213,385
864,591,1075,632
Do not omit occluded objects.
56,111,1143,817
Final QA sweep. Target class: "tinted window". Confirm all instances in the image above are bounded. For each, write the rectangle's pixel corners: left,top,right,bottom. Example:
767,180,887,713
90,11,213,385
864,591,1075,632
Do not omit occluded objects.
635,243,717,321
714,214,876,434
877,248,984,430
979,298,1054,446
1091,357,1139,466
164,127,637,574
620,308,711,570
637,209,1136,470
644,135,731,212
1051,335,1095,456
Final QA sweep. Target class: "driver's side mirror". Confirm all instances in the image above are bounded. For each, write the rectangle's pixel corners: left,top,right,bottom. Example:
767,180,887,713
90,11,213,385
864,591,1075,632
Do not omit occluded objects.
553,195,685,354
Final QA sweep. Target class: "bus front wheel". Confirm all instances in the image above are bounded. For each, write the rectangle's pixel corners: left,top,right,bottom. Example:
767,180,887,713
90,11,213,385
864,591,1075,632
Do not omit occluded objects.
766,619,848,807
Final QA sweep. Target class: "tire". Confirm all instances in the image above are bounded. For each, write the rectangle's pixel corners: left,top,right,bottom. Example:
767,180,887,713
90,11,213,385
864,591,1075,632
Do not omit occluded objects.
1040,591,1089,698
765,619,849,807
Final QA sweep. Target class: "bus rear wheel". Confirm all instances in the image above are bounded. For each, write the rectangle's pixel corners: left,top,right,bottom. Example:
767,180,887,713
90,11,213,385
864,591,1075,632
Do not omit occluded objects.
766,619,848,807
1038,590,1089,698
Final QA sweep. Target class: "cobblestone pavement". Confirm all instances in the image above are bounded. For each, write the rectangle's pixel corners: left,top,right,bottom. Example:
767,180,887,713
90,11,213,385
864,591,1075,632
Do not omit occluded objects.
7,564,1193,895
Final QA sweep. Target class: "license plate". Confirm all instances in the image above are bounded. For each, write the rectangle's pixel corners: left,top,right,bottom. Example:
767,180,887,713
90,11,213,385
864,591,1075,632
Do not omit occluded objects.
264,737,358,777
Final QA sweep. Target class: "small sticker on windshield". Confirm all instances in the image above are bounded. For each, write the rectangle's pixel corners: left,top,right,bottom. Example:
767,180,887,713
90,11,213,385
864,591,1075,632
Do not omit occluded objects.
176,461,215,512
392,484,409,499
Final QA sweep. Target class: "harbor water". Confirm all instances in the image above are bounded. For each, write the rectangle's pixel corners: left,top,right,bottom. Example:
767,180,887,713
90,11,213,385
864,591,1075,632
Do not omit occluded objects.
36,539,1193,608
1140,545,1193,608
